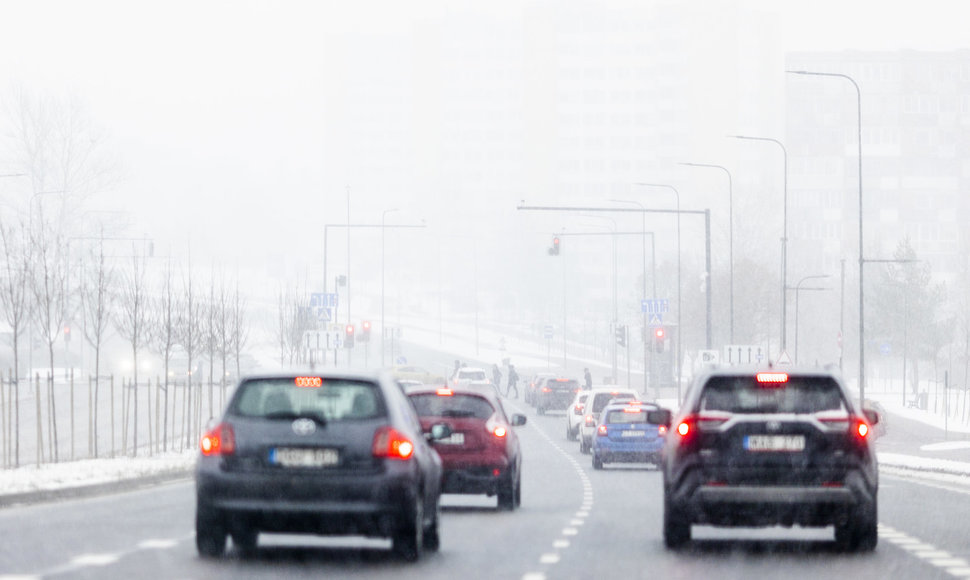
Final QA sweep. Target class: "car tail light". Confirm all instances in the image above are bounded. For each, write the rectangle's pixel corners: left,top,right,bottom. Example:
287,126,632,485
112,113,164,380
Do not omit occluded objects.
756,372,788,385
372,426,414,460
486,415,508,438
597,424,607,436
856,420,869,438
436,388,454,396
584,414,595,426
541,386,552,393
676,420,691,437
658,425,667,436
200,422,235,456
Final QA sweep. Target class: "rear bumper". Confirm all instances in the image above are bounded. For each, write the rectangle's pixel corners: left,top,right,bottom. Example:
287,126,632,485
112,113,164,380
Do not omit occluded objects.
666,468,877,528
536,392,575,411
439,455,512,495
196,460,419,537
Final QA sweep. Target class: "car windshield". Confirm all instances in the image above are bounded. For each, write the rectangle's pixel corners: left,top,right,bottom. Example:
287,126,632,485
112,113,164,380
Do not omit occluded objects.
699,376,847,414
230,378,386,421
409,393,495,420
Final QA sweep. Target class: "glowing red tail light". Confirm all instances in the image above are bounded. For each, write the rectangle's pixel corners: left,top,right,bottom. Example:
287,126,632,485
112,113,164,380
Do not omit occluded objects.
584,414,595,426
756,372,788,384
436,388,454,396
541,386,552,393
676,421,690,437
200,422,235,456
372,426,414,460
486,415,508,438
658,425,667,436
597,424,608,436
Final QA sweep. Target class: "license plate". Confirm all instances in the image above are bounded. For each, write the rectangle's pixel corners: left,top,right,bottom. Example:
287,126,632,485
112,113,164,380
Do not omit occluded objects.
437,432,465,445
271,447,339,467
621,430,645,437
744,435,805,452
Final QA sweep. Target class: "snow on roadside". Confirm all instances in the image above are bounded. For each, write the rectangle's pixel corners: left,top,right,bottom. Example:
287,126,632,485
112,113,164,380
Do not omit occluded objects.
0,451,196,494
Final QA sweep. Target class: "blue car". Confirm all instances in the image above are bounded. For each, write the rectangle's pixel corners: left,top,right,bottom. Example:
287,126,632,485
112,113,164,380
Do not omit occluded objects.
591,400,667,470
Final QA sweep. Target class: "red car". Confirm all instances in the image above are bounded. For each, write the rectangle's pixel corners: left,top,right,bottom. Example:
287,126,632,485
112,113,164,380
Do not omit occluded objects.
408,385,527,510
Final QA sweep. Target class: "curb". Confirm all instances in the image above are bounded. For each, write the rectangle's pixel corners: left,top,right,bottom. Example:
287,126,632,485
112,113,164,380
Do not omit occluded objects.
0,467,193,509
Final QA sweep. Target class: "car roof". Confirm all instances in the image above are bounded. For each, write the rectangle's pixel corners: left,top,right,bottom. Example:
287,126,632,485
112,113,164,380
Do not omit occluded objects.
238,368,387,383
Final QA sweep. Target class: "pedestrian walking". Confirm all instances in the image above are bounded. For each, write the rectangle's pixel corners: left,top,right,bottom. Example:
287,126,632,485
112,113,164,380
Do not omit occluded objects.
506,364,519,398
492,364,502,392
584,367,592,390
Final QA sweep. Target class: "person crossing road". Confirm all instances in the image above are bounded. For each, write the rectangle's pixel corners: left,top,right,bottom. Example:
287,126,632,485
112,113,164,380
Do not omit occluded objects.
506,364,519,398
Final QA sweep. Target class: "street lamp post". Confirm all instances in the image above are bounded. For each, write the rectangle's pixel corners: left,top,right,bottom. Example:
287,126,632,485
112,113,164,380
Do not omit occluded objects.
680,162,734,343
792,274,831,363
787,69,864,405
610,199,656,394
730,135,788,357
381,208,399,367
635,183,682,402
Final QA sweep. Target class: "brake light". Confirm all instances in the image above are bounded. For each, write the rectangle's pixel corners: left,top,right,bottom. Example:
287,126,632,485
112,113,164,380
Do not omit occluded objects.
493,426,508,438
372,426,414,460
855,420,869,438
200,422,235,456
658,425,667,436
584,414,595,426
486,415,508,438
677,421,690,436
555,378,569,382
597,424,607,436
436,388,454,396
541,386,552,393
295,376,322,388
756,372,788,384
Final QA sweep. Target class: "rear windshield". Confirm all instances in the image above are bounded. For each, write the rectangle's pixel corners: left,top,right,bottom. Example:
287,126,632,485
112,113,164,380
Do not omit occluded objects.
699,376,847,414
605,409,648,424
591,392,636,413
230,377,386,421
409,393,495,420
547,378,580,390
458,370,487,381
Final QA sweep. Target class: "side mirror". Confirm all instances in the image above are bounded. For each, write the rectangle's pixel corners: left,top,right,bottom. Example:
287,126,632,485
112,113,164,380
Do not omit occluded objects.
863,408,880,426
647,409,672,428
511,413,527,427
427,423,453,441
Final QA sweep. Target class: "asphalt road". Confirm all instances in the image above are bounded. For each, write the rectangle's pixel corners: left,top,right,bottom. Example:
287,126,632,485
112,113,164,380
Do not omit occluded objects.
3,393,970,580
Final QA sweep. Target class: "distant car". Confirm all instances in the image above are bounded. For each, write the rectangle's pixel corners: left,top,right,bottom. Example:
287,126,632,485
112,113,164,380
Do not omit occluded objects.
591,400,667,469
450,366,492,389
565,390,590,441
578,387,638,454
534,376,581,415
660,366,880,551
195,370,451,561
524,372,557,405
408,385,526,510
393,365,446,385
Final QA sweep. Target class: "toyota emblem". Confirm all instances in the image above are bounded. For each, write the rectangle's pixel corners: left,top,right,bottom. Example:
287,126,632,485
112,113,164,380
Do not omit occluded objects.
292,418,316,436
766,421,782,432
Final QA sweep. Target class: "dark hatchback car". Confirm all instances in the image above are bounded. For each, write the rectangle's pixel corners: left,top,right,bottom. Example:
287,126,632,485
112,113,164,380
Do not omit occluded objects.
195,371,450,561
534,377,582,415
408,385,526,510
659,367,880,551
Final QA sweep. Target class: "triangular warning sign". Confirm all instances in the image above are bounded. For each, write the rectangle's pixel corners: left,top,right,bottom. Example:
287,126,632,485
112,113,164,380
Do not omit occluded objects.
649,313,663,325
776,350,793,365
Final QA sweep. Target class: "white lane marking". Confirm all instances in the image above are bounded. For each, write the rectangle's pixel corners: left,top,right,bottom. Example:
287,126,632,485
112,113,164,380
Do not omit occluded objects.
522,574,546,580
0,575,41,580
539,553,560,564
138,539,178,549
562,528,578,536
880,524,970,578
569,519,584,526
552,539,570,549
71,554,120,566
576,511,589,517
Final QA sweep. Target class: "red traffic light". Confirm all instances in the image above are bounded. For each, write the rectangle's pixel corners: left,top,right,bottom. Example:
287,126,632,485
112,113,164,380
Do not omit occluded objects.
654,327,665,339
345,324,354,334
362,320,371,330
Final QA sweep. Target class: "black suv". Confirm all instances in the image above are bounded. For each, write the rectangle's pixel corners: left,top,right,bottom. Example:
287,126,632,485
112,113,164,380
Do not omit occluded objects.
658,367,880,551
195,371,450,561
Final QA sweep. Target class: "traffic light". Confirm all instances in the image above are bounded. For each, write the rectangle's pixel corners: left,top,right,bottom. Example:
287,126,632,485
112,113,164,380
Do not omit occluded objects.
615,324,626,347
361,320,371,342
344,324,355,348
548,236,560,256
653,327,666,352
63,325,71,343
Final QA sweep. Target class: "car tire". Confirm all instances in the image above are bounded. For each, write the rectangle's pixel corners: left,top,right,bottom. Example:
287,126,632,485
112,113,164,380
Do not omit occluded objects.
423,496,441,552
592,454,603,470
566,424,576,441
663,496,691,549
497,471,516,511
392,491,424,562
514,468,522,508
835,499,878,552
195,505,227,558
230,525,258,558
580,438,590,454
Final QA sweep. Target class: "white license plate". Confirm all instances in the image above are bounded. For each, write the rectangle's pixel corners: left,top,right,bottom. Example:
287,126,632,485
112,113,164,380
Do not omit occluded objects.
437,432,465,445
621,430,646,438
271,447,339,467
744,435,805,452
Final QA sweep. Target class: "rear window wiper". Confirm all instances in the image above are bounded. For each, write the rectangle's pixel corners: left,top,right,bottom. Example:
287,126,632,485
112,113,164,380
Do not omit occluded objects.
264,411,328,426
440,409,477,418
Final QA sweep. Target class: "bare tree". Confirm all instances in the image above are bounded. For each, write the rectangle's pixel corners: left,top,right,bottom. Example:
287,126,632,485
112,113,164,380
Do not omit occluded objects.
79,231,114,458
113,250,149,456
149,259,177,453
214,273,232,407
275,285,314,368
29,213,69,463
175,259,203,448
0,215,31,467
229,279,249,380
